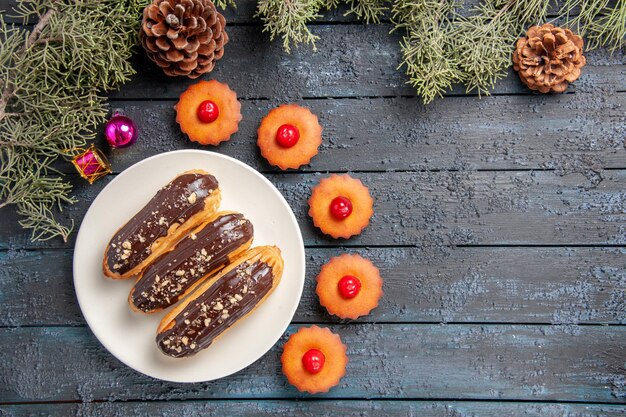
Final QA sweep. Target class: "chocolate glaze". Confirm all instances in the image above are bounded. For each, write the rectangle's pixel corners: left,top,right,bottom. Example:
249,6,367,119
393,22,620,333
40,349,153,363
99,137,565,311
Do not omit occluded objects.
157,260,273,358
130,213,253,312
105,173,218,275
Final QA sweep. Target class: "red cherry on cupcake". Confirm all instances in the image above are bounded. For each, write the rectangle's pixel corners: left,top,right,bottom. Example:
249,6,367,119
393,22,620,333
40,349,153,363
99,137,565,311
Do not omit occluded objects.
329,196,353,220
337,275,361,299
197,100,219,123
276,124,300,148
302,349,325,374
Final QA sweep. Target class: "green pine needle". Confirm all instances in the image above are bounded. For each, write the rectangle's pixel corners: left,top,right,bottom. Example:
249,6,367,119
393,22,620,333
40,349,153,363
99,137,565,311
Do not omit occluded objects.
258,0,624,102
344,0,390,24
392,0,463,104
561,0,626,51
0,0,149,242
255,0,325,53
213,0,238,10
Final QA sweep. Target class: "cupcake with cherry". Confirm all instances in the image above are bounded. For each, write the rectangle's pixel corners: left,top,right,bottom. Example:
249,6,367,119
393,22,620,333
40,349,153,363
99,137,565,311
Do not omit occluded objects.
175,80,242,145
308,174,374,239
316,254,383,320
257,104,322,170
281,325,348,394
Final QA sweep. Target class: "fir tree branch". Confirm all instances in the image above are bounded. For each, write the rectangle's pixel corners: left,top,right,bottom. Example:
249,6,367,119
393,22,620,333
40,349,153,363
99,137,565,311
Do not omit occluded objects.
213,0,237,10
0,0,149,242
344,0,389,23
392,0,463,104
452,0,552,96
561,0,626,51
255,0,324,52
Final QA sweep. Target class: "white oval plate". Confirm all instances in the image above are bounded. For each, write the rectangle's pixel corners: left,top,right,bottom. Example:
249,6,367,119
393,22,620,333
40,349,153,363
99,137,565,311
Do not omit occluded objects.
73,150,305,383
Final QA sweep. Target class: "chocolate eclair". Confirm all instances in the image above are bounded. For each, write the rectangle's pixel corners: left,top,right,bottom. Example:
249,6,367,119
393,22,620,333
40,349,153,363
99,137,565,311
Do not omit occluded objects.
129,211,254,313
103,170,221,280
156,246,284,358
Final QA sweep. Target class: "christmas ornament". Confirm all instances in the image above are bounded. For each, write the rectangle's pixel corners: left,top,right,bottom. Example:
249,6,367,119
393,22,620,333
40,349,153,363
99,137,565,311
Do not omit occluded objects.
0,1,144,242
140,0,229,79
513,23,586,93
104,110,138,148
71,145,112,184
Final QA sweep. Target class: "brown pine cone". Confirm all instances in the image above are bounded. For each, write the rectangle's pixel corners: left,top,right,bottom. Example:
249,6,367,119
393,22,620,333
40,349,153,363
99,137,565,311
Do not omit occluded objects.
512,23,586,93
140,0,229,79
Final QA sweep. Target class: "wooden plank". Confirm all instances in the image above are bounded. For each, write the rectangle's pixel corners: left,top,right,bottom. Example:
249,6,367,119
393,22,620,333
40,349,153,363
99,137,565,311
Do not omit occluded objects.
3,401,626,417
0,325,624,402
110,93,626,172
0,0,592,25
2,247,624,326
1,170,625,249
0,0,367,25
46,93,626,174
108,26,625,100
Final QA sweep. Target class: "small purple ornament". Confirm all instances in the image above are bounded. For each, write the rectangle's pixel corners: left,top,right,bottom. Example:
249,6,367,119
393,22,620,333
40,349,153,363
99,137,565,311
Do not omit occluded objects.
104,110,138,148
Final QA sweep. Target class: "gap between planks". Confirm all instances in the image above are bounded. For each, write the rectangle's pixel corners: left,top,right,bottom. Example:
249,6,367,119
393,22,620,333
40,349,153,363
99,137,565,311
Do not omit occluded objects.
1,321,624,330
2,398,626,406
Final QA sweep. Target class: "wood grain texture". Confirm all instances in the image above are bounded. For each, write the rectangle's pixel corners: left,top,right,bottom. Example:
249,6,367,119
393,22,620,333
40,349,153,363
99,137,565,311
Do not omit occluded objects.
0,0,593,25
1,0,624,412
2,170,625,249
2,247,624,326
1,325,624,403
60,92,626,173
109,28,625,101
3,401,626,417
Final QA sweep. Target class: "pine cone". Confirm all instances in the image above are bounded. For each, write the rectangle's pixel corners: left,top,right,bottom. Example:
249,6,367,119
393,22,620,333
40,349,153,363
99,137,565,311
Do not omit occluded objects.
140,0,229,79
512,23,586,93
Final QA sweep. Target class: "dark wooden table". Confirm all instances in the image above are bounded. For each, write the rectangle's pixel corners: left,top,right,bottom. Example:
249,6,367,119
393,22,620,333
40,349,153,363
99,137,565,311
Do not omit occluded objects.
1,1,625,416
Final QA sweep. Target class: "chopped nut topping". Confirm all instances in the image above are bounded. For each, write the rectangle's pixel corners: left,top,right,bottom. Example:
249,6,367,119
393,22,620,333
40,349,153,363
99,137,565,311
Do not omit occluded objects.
122,240,131,250
213,302,224,311
201,248,208,256
234,294,243,301
204,318,211,327
190,233,197,240
184,319,190,325
187,192,197,204
113,263,121,270
182,336,189,346
190,343,197,349
175,270,185,276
